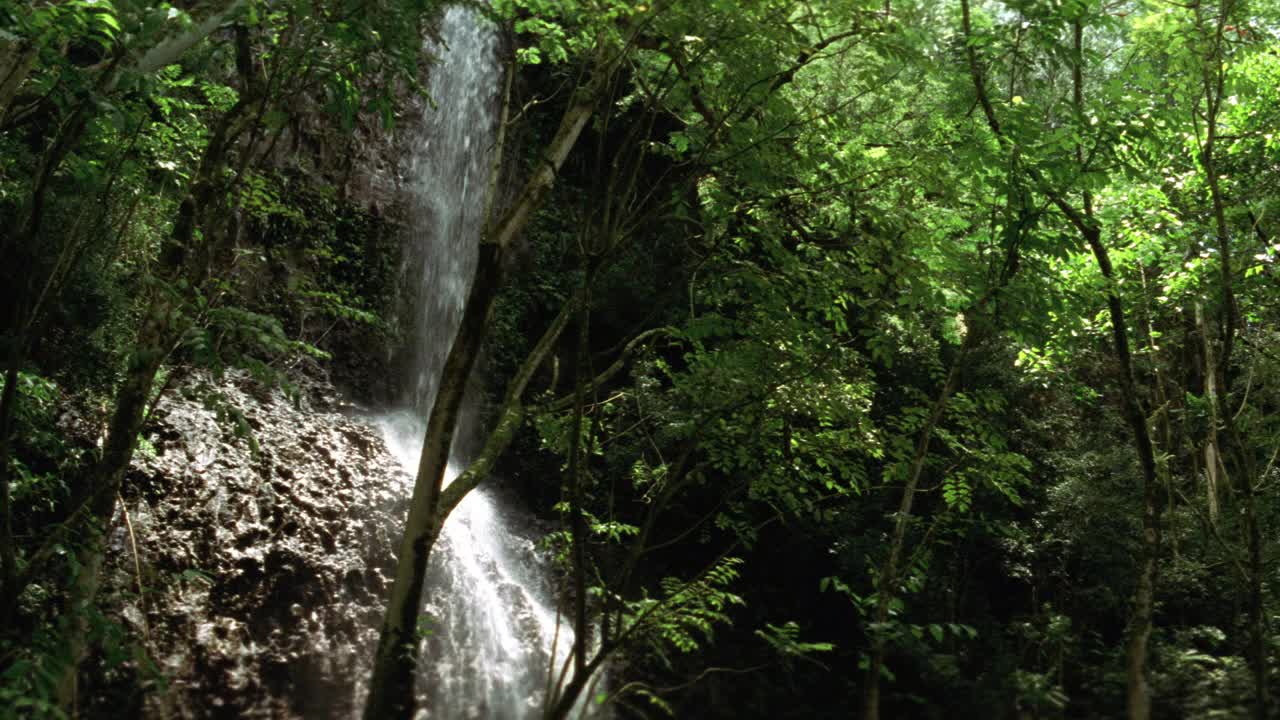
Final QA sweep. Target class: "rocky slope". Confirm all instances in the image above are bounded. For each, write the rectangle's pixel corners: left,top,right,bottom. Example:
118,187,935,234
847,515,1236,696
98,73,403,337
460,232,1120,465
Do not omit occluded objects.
94,371,408,719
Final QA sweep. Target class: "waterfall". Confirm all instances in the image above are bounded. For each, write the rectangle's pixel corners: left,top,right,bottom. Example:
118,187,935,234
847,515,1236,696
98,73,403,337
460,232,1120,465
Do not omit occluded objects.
375,414,578,719
402,5,493,417
368,6,582,718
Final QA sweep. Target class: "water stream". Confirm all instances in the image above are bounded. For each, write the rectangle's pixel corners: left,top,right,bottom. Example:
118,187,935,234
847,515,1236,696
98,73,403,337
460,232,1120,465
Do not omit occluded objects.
369,6,579,718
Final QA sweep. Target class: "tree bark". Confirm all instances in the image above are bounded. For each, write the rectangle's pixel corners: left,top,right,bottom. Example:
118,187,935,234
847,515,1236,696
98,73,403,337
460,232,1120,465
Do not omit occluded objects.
1139,268,1179,560
52,83,253,709
363,239,591,718
862,344,966,720
1083,230,1161,720
132,0,247,75
0,14,245,584
1192,5,1265,714
566,285,591,675
544,653,610,720
363,245,504,720
363,44,608,713
1207,112,1268,720
960,6,1163,717
56,331,167,708
1196,302,1224,524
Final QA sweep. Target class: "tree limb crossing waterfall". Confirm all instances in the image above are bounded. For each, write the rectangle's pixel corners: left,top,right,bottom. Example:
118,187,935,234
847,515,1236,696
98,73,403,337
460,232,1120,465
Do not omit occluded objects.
370,6,582,719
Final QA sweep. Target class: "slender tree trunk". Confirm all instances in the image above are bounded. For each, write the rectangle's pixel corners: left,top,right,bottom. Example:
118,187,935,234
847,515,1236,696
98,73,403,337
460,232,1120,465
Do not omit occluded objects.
862,351,965,720
56,338,166,708
1193,2,1265,710
963,8,1164,714
0,363,18,609
364,50,605,713
52,80,253,707
1196,302,1225,524
1140,269,1179,559
363,245,503,720
545,650,610,720
364,264,578,720
1083,230,1161,720
1194,4,1265,708
566,283,591,675
132,0,247,75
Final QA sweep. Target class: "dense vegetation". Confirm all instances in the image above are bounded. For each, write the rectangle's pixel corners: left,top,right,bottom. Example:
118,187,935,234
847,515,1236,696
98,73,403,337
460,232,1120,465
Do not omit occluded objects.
1,0,1278,718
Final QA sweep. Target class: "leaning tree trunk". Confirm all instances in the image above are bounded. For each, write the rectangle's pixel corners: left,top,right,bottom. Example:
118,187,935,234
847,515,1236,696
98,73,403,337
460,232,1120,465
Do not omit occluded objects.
362,245,504,720
53,85,253,709
1194,4,1266,709
365,273,577,720
962,8,1163,715
862,330,974,720
362,75,598,718
55,333,167,708
1082,228,1162,720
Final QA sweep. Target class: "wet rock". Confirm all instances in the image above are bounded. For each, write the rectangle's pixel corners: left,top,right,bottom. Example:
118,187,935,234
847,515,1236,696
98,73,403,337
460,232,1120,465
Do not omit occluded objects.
99,369,407,719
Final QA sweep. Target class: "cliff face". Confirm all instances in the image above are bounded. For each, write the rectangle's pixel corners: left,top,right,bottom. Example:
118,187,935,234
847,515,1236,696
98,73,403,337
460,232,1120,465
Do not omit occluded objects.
225,54,443,409
83,36,451,719
91,371,408,719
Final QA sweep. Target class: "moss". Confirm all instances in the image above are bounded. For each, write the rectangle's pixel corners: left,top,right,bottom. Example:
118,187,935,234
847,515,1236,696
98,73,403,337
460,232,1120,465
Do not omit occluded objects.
233,168,406,402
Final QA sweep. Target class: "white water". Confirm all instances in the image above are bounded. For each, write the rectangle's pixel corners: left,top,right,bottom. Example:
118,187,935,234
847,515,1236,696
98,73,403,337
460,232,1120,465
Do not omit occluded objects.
375,412,576,719
403,4,494,416
370,6,582,718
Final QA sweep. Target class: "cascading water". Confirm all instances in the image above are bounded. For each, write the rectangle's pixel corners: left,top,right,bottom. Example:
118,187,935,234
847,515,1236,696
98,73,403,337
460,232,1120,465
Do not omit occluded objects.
401,5,492,417
375,415,579,719
368,6,581,718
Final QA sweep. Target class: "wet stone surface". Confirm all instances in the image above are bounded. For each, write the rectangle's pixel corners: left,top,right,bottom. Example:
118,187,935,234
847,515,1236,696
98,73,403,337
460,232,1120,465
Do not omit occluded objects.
101,370,408,719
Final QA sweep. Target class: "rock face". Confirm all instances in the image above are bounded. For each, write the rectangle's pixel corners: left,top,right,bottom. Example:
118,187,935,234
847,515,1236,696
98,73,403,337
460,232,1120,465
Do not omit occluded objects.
99,370,408,719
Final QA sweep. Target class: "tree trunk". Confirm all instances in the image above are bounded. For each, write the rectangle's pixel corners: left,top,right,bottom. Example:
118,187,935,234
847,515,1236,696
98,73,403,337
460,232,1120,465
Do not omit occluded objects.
1194,5,1265,710
1082,229,1161,720
1196,302,1224,525
544,650,610,720
132,0,247,75
363,263,578,720
364,53,603,714
862,352,964,720
363,244,503,720
56,318,168,709
51,79,253,707
962,8,1163,715
566,287,591,676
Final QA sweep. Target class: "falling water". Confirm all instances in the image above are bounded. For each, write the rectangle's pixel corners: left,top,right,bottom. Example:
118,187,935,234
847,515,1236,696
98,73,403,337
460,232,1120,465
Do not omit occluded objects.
376,414,579,719
370,5,580,718
402,5,493,417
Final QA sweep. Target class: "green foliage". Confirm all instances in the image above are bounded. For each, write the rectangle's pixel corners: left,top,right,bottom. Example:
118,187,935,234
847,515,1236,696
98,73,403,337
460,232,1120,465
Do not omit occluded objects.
1,373,80,524
1150,627,1257,720
754,621,835,662
624,557,746,661
491,0,641,67
236,169,397,357
0,585,162,720
2,0,1280,717
0,622,72,720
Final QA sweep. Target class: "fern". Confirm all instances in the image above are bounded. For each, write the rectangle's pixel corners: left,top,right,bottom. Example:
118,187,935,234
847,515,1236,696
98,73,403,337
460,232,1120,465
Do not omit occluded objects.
624,557,746,657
